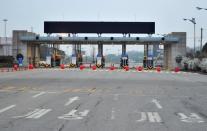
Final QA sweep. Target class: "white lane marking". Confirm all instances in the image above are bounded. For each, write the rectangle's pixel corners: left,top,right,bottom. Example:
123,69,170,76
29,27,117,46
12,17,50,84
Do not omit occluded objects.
32,92,46,98
147,112,162,122
111,108,115,120
114,94,119,101
0,105,16,114
177,113,205,123
136,112,147,122
64,96,80,106
151,99,163,109
13,109,51,119
136,112,162,123
58,109,90,120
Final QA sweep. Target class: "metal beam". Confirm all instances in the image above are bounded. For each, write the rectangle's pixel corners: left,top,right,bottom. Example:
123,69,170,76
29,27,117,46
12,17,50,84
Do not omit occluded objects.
20,36,179,45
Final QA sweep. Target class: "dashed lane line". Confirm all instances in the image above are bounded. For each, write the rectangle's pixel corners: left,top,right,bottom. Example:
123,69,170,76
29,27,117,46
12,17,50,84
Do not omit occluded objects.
32,91,46,98
0,105,16,114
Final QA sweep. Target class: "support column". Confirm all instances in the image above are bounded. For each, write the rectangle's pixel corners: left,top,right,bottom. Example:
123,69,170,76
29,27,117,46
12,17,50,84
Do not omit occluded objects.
71,44,77,67
77,44,82,66
52,44,56,67
143,45,148,68
164,32,186,70
120,43,128,68
96,42,104,68
143,44,154,69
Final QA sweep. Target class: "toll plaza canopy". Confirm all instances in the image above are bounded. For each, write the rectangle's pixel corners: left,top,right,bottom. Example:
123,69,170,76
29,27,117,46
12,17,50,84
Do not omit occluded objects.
44,21,155,34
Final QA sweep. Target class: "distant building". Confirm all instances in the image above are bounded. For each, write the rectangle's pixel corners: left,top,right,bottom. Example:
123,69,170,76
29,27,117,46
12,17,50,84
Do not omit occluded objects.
0,37,12,56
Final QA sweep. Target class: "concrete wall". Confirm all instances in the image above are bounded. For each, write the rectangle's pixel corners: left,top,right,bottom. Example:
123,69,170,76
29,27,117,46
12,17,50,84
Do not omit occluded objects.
164,32,186,69
12,30,36,65
0,37,12,56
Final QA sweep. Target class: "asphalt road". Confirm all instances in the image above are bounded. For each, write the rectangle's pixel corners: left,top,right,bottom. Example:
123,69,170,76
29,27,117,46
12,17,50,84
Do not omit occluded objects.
0,68,207,131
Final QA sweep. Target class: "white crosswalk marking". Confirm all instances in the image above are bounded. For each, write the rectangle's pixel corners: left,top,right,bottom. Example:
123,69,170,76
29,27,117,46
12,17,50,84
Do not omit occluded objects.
136,112,162,123
13,109,51,119
177,113,205,123
0,105,16,114
58,109,90,120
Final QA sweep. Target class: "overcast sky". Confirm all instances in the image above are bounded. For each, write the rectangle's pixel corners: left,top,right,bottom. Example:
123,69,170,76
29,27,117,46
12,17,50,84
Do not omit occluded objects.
0,0,207,55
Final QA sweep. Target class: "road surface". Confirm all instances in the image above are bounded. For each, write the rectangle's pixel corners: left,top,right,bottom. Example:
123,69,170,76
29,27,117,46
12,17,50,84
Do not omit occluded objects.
0,69,206,131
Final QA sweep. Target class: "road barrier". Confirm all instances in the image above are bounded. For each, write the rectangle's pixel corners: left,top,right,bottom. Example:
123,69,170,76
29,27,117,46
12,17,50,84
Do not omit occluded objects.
174,67,180,73
109,66,116,71
28,64,34,70
156,66,161,72
0,66,28,73
91,65,97,70
124,66,129,71
136,66,143,72
60,64,65,69
13,64,18,71
79,65,85,70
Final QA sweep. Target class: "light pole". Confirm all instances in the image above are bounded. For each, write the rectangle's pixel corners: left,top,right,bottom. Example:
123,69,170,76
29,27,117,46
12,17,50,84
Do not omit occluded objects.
183,18,196,55
3,19,8,56
196,7,207,51
196,7,207,10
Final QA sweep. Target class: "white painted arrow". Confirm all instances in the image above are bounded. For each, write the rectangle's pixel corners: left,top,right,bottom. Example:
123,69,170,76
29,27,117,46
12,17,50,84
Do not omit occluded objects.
64,96,79,106
152,99,163,109
177,113,205,123
58,109,90,120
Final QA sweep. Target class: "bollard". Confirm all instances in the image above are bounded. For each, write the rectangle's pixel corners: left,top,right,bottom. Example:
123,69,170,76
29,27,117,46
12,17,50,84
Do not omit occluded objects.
136,66,143,72
13,64,18,71
80,65,85,70
124,66,129,71
29,64,34,70
109,66,115,71
60,64,65,69
156,66,161,72
174,67,180,73
91,65,96,70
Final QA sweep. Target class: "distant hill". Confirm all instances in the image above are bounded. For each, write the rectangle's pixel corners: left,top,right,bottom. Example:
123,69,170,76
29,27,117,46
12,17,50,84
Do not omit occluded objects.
64,51,144,64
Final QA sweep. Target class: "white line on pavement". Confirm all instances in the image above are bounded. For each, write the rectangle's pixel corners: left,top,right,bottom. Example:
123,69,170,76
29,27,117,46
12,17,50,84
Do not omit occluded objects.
0,105,16,114
13,109,52,119
58,109,90,120
147,112,162,122
151,99,163,109
113,94,119,101
32,91,46,98
111,108,115,120
177,113,205,123
136,112,162,123
27,109,51,119
64,96,80,106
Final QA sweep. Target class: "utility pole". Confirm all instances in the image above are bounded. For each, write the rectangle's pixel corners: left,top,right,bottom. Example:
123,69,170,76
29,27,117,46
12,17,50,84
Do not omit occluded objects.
3,19,8,56
183,18,196,56
200,28,203,51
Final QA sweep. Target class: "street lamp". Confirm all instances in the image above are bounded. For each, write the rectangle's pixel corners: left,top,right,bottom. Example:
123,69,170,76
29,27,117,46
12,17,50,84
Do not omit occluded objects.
183,18,196,55
196,7,207,51
196,7,207,10
3,19,8,56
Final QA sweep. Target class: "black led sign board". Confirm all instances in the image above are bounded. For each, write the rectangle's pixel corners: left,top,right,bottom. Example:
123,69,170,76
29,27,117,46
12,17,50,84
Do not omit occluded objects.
44,21,155,34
